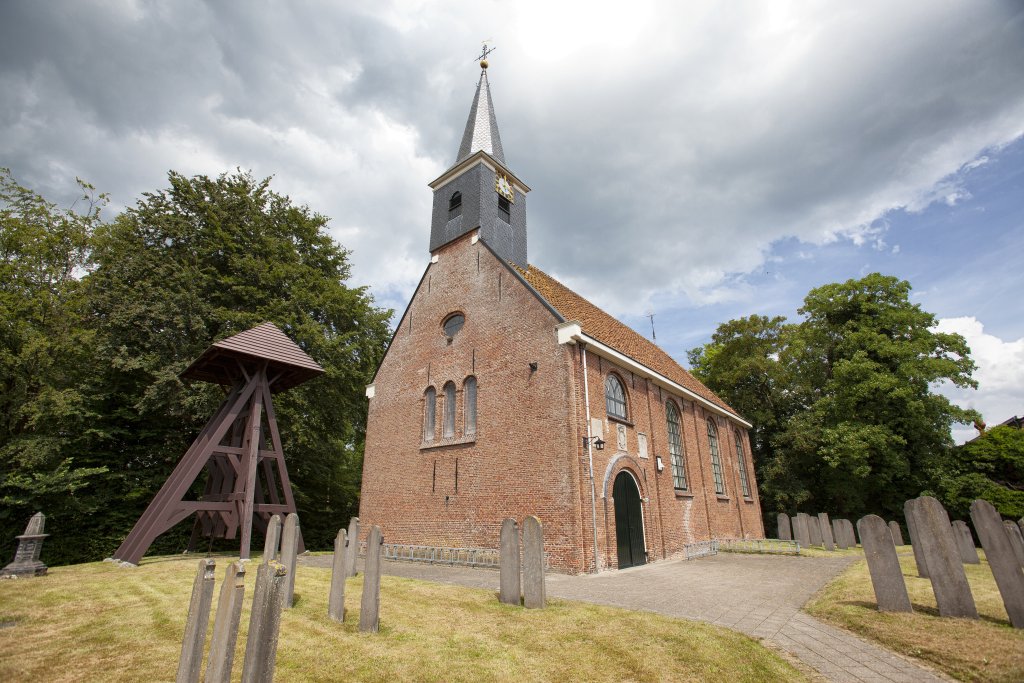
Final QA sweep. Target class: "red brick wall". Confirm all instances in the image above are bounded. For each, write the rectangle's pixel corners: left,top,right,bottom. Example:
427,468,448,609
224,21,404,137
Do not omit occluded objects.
360,231,764,573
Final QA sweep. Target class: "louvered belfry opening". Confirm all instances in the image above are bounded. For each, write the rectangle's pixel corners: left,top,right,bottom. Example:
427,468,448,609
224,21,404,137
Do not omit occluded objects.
112,322,324,565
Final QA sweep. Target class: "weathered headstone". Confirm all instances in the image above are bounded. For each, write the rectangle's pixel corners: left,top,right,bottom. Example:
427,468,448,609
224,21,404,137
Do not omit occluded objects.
204,562,246,683
2,512,49,578
833,519,848,550
262,515,282,562
888,520,905,547
345,517,360,578
951,520,980,564
913,496,977,619
777,513,792,541
794,513,811,548
499,518,521,606
176,559,217,683
241,562,288,683
280,513,299,608
818,512,835,551
359,525,384,632
328,528,347,622
846,519,859,547
904,499,929,578
808,515,823,547
970,499,1024,628
1004,520,1024,568
857,515,912,612
1018,518,1024,538
522,515,546,609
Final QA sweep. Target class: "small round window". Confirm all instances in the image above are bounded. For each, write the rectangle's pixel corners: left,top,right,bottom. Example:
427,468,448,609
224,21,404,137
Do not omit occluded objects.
443,313,465,337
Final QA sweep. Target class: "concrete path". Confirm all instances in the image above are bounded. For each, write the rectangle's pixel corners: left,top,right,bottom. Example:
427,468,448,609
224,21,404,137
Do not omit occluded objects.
300,552,949,682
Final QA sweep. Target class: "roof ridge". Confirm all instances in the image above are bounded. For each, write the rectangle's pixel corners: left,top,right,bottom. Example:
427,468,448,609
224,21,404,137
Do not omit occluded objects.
520,264,737,415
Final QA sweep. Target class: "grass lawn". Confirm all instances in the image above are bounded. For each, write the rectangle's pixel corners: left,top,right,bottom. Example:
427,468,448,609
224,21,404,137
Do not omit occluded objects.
0,554,807,682
806,548,1024,682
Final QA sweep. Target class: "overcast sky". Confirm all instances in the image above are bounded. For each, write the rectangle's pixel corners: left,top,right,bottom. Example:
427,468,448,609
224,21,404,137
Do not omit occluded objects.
2,0,1022,442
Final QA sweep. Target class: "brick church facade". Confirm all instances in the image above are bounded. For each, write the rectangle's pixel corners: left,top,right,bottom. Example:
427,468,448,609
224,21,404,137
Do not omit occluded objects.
359,63,764,574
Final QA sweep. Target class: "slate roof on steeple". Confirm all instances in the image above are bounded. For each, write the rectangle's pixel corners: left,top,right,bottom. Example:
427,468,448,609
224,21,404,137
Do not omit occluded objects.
516,264,737,415
456,70,505,164
181,322,324,392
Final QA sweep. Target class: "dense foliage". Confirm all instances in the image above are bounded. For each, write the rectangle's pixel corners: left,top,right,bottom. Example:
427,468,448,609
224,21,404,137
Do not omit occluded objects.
932,425,1024,521
689,274,979,528
1,170,391,564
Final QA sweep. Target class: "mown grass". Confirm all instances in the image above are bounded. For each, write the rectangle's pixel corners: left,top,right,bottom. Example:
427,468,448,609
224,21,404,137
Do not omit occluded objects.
806,548,1024,682
0,554,807,682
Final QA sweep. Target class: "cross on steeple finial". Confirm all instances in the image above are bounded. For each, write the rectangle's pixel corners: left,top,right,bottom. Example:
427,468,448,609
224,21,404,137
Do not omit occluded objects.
475,41,496,69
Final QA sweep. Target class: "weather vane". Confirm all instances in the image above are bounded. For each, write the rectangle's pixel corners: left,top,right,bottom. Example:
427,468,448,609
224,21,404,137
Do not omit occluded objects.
475,41,496,68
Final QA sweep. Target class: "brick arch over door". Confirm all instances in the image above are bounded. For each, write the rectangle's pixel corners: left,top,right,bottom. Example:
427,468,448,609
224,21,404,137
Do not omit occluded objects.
601,454,648,499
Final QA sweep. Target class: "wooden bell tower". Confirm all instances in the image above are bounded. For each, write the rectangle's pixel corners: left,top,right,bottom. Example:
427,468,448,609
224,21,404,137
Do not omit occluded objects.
112,323,323,565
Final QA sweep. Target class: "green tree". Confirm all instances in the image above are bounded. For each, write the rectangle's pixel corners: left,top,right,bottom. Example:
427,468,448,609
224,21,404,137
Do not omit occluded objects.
0,169,108,553
933,425,1024,520
689,274,977,528
74,170,391,560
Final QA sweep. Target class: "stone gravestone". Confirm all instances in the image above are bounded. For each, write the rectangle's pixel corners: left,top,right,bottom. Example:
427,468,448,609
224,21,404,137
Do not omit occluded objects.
951,520,980,565
359,525,384,633
1004,520,1024,568
345,517,360,578
912,496,978,619
777,513,792,541
280,513,299,608
833,519,848,550
846,519,859,547
204,561,246,683
241,562,288,683
857,515,912,613
808,515,823,547
328,528,347,622
262,515,282,562
176,559,217,683
499,518,521,606
2,512,49,578
888,520,904,547
522,516,546,609
904,499,929,578
794,513,811,548
818,512,835,551
970,499,1024,628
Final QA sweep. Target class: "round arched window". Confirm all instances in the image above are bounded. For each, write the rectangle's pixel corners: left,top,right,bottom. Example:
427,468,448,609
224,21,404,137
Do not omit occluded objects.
443,313,465,337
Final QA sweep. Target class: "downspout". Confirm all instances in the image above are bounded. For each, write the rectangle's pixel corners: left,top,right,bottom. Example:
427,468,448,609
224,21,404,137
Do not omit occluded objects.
581,342,600,573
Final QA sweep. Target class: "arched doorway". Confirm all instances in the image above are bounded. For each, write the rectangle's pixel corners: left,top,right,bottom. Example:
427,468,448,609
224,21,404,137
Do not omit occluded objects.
613,471,646,568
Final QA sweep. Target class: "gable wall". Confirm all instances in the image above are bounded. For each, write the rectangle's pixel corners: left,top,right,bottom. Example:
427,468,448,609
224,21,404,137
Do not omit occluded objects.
360,232,585,571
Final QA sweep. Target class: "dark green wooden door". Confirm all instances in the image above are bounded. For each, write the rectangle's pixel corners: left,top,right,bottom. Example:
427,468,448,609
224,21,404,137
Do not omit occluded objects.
613,471,646,569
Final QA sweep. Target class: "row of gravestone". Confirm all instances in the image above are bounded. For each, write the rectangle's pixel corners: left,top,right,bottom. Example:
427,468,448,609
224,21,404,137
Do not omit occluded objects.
859,496,1024,630
498,516,546,609
174,513,299,683
777,512,861,551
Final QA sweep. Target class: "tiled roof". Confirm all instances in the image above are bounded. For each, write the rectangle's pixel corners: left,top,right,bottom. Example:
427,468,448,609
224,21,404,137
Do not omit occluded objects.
517,265,737,415
181,322,324,392
456,70,505,164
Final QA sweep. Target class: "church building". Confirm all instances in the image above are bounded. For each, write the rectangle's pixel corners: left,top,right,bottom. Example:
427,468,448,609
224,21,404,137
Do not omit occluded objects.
359,59,764,573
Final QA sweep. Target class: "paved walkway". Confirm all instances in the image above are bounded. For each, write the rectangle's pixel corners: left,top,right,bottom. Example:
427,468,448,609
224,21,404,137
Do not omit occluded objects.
300,552,950,682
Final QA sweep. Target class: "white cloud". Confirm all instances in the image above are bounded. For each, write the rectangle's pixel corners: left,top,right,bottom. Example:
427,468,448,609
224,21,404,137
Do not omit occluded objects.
933,316,1024,444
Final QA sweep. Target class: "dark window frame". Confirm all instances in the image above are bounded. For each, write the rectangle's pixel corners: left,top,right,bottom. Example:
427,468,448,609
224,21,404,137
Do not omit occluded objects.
605,374,628,420
707,418,725,495
666,400,687,491
464,376,477,436
423,386,436,442
442,312,465,338
443,382,456,438
734,428,751,498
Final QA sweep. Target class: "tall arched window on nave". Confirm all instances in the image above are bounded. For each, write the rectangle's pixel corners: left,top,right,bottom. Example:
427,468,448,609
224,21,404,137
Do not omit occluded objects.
423,386,436,442
464,376,477,436
666,401,687,491
707,418,725,495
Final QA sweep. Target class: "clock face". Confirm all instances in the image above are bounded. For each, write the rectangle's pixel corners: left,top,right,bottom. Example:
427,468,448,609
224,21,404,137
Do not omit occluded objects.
495,174,514,202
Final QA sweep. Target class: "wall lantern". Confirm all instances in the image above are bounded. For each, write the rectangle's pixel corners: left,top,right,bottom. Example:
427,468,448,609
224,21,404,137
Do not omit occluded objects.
583,436,605,451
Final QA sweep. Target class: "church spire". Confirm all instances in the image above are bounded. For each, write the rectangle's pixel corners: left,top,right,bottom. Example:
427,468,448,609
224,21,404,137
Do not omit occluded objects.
456,64,505,164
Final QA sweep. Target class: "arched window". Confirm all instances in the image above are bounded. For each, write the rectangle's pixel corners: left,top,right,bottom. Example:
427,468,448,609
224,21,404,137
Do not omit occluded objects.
605,374,627,420
443,313,465,338
498,195,511,222
735,429,751,498
666,401,686,490
707,418,725,495
448,191,462,218
423,387,436,442
464,376,477,436
443,382,456,438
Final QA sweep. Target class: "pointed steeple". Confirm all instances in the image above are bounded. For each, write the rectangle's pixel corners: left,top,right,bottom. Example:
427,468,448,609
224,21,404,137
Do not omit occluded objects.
456,69,505,164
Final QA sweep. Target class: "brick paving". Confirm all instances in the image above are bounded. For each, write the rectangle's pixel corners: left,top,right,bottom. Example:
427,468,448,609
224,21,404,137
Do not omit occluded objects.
300,552,950,682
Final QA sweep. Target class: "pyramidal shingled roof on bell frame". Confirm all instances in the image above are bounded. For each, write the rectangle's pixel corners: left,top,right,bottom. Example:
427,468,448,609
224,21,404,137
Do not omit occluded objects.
180,322,324,392
516,264,737,415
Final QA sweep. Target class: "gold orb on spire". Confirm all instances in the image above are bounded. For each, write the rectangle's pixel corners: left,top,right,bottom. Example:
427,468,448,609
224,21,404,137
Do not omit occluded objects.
475,41,495,70
480,59,488,69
